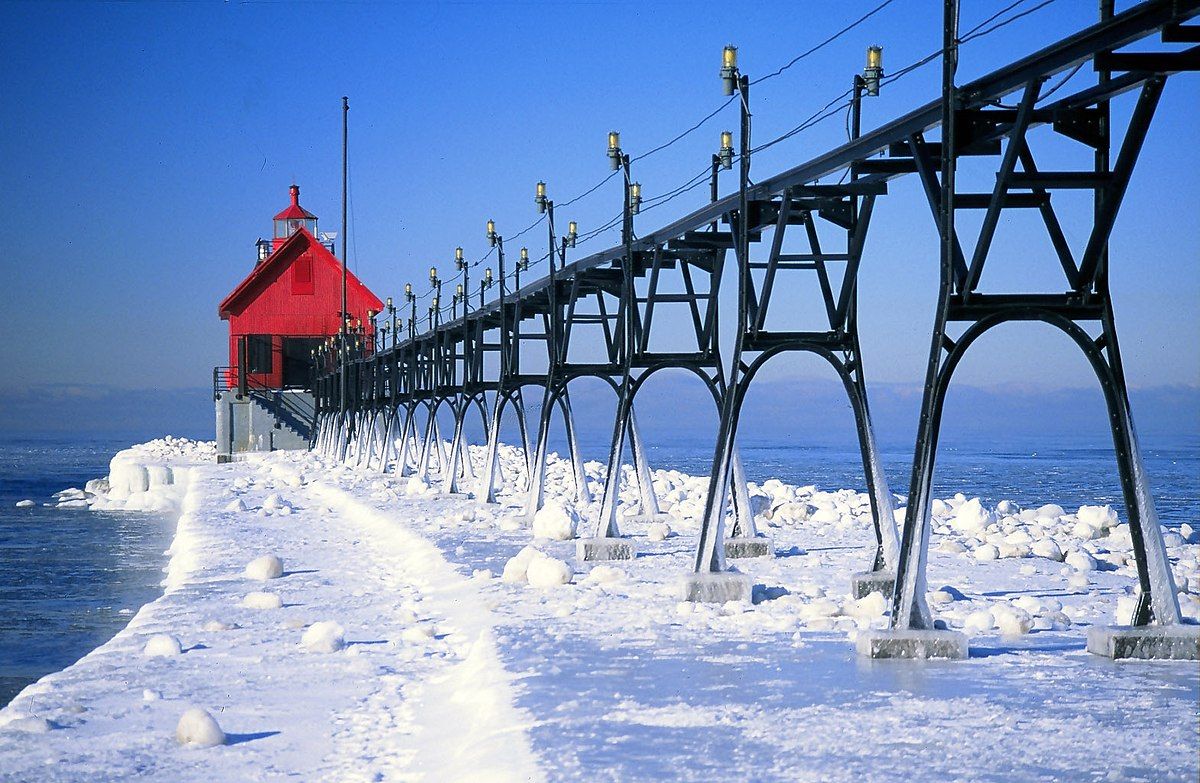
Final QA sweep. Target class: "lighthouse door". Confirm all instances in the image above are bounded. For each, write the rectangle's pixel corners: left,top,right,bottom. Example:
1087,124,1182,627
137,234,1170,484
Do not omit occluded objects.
282,337,322,388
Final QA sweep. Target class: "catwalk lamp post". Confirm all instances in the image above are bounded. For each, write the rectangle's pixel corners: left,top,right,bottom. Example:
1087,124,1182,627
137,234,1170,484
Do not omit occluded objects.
720,45,751,276
429,266,442,330
455,246,469,316
405,283,416,340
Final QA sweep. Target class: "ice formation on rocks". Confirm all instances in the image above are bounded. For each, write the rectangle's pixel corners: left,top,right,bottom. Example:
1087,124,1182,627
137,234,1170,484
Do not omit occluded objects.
143,634,182,657
241,591,282,609
300,621,346,653
245,554,284,580
175,708,225,748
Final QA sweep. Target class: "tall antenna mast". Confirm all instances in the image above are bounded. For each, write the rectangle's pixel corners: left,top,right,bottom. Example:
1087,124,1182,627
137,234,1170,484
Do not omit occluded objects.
340,95,349,419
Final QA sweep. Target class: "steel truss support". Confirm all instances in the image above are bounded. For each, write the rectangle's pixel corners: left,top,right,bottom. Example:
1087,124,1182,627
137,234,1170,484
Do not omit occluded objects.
890,73,1184,635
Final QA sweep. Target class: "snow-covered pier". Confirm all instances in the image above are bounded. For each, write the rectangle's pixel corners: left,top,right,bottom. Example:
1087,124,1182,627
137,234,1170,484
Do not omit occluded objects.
1,438,1197,781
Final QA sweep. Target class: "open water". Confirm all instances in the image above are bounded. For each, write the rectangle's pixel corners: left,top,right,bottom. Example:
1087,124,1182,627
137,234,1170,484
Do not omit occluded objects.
0,439,175,707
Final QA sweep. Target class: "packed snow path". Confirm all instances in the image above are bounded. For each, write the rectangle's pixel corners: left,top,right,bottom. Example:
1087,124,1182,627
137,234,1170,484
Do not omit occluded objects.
1,439,1197,782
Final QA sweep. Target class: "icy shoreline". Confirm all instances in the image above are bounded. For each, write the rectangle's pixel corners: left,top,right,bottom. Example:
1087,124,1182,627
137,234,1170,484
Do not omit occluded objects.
0,437,1196,782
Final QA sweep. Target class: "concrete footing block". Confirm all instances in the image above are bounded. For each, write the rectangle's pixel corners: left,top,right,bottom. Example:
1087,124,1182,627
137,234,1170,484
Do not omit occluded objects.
724,536,774,559
576,537,636,562
856,628,969,660
850,570,896,599
627,512,674,526
679,572,754,603
1086,624,1200,660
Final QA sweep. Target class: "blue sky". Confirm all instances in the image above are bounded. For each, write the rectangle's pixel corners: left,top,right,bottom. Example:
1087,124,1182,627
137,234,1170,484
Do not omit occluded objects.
0,0,1196,399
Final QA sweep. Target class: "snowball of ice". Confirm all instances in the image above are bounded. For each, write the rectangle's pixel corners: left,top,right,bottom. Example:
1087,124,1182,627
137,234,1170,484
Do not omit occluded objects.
952,498,996,534
405,477,431,495
300,621,346,653
1077,504,1117,531
241,591,282,609
175,708,225,748
963,609,995,633
1036,503,1066,519
244,554,284,581
991,605,1033,637
937,539,968,554
646,522,671,542
845,591,887,619
2,716,52,733
402,624,436,643
1162,531,1186,548
1067,572,1090,590
931,499,950,517
973,544,1000,561
527,555,574,588
532,501,578,541
1031,538,1064,561
262,493,285,510
14,499,35,508
203,620,236,632
498,517,523,532
501,546,541,584
810,506,841,524
143,689,162,701
143,634,182,657
1065,550,1097,572
585,565,625,584
224,498,248,512
996,500,1021,515
1071,520,1104,540
1181,523,1198,543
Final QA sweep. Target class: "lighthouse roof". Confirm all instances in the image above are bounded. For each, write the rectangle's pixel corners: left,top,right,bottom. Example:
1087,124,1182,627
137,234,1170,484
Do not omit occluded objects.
273,184,318,221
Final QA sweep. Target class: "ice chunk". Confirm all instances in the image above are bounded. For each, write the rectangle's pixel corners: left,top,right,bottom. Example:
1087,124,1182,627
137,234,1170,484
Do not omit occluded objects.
1065,550,1098,572
963,609,995,633
952,498,996,534
532,501,578,541
992,605,1034,636
224,498,247,513
973,544,999,561
245,554,284,581
14,500,34,508
1036,503,1066,519
647,522,671,541
175,708,225,748
300,621,345,653
527,554,574,588
241,591,282,609
501,546,541,584
1031,538,1064,561
2,716,52,733
143,634,182,657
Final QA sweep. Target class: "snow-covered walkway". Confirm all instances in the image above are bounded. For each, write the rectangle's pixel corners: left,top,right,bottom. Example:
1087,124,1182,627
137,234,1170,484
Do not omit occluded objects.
1,438,1196,782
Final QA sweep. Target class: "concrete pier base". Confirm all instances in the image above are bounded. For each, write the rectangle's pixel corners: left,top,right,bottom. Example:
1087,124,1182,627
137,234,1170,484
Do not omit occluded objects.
627,512,674,526
724,536,774,559
856,629,969,660
1086,624,1200,660
576,537,636,562
680,572,754,604
850,570,896,599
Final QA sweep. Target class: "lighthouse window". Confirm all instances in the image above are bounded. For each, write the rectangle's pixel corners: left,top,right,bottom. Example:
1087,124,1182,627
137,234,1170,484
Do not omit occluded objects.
246,334,273,374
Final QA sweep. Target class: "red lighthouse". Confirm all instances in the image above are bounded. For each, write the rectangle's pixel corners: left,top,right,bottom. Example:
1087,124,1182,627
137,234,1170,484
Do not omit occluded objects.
218,185,383,390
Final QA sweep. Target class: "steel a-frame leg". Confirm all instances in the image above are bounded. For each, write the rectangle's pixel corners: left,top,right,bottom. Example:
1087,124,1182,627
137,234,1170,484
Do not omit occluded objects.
376,404,400,473
524,386,595,518
442,397,473,495
579,385,669,561
845,374,902,597
478,387,532,503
